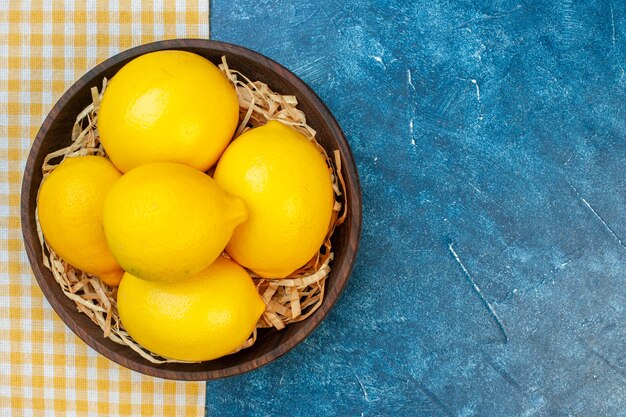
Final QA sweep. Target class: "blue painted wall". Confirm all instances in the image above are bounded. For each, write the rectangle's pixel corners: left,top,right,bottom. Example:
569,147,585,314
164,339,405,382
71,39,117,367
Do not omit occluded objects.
208,1,625,415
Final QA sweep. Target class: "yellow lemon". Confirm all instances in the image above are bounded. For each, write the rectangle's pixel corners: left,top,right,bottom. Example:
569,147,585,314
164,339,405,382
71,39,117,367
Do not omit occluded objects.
117,256,265,361
103,162,247,282
214,121,334,278
97,50,239,173
37,156,124,287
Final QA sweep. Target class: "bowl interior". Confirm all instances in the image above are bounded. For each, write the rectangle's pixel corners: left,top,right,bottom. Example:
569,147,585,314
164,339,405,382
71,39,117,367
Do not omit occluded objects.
21,39,361,380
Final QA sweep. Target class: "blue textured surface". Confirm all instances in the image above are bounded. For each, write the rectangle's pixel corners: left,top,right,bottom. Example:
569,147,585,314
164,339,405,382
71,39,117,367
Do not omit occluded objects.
208,1,625,415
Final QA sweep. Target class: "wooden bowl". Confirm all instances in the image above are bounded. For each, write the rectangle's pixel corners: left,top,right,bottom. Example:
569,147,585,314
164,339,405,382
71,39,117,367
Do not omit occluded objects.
20,39,362,380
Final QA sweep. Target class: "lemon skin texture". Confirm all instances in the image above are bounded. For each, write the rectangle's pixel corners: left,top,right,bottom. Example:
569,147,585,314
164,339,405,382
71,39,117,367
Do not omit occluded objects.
97,50,239,173
214,120,334,278
37,156,124,286
117,256,266,361
102,162,247,282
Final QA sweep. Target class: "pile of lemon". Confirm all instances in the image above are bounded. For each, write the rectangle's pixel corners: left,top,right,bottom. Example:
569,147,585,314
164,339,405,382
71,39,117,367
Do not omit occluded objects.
38,51,335,361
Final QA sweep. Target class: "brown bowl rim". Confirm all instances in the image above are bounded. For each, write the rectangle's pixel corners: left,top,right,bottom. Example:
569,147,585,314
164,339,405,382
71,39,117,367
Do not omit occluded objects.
20,38,362,380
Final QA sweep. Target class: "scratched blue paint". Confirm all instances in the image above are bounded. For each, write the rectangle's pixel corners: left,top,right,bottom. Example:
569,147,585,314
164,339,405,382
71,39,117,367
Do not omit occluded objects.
208,0,626,415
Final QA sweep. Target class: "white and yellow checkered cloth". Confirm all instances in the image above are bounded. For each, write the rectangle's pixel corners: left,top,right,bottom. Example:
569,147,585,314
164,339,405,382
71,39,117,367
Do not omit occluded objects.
0,1,209,415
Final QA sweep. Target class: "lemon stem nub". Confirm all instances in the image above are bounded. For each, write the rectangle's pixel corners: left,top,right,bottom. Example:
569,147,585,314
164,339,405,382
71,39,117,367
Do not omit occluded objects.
99,269,124,287
227,195,248,226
